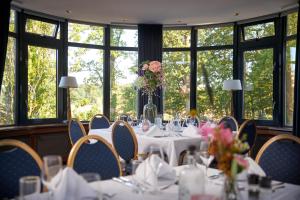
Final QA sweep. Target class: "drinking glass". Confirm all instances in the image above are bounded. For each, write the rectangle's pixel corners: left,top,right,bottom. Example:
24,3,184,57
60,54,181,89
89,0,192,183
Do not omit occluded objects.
19,176,41,198
131,159,144,194
185,117,196,127
80,173,102,200
41,155,63,198
154,115,162,129
127,116,133,126
199,140,210,176
138,115,144,128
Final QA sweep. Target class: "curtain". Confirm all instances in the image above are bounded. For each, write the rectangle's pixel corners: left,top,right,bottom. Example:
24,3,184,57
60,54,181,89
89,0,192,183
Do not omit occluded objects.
0,0,12,94
293,6,300,137
137,24,163,116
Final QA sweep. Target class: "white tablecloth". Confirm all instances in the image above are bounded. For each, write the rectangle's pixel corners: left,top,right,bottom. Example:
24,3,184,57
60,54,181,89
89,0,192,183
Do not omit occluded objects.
89,127,202,166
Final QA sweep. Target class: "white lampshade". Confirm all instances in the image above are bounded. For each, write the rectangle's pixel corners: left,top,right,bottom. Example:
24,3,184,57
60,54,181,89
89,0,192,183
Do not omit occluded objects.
223,80,242,91
59,76,78,88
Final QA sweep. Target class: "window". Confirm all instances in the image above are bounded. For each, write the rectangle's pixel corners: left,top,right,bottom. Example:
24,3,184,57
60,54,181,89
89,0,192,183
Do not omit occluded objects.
27,46,57,119
197,50,233,119
197,26,233,46
243,22,275,40
0,37,16,125
243,49,274,120
287,12,298,36
9,10,15,33
110,27,138,120
163,28,191,120
26,18,58,37
68,22,104,45
163,51,190,120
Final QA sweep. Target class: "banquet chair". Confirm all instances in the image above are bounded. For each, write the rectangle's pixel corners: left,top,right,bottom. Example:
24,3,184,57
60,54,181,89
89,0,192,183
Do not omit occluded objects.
255,134,300,185
112,120,138,174
218,116,239,132
182,116,200,127
89,114,110,130
119,114,129,122
67,135,122,180
0,139,43,199
238,120,257,157
68,118,87,146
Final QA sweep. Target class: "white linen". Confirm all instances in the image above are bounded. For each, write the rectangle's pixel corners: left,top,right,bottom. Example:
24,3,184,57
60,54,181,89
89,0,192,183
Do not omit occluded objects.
144,125,162,137
89,127,202,166
135,155,176,187
246,157,266,176
181,125,199,137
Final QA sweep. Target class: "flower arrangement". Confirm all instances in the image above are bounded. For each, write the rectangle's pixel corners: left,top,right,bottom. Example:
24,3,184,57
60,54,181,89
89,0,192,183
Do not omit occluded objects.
135,60,165,94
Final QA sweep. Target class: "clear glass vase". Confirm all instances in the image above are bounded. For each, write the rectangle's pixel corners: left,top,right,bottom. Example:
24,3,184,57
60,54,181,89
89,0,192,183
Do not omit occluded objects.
143,92,157,124
224,176,237,200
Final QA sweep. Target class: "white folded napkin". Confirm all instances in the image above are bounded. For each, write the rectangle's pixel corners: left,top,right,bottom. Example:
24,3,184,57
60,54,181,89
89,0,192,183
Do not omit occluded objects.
52,168,99,200
181,125,199,137
246,157,266,176
135,155,176,187
145,125,162,137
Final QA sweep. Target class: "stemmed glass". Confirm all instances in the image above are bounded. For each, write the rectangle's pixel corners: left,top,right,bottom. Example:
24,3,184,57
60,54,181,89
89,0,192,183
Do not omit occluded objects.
41,155,63,199
185,117,196,127
19,176,41,199
127,116,133,126
80,173,102,200
199,140,211,177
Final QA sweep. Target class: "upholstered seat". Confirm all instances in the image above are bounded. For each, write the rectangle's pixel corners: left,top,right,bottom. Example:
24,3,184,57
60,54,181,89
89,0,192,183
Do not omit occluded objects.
218,116,239,132
68,118,87,145
67,135,122,180
0,139,43,199
89,114,110,129
182,116,200,127
255,134,300,185
238,120,257,156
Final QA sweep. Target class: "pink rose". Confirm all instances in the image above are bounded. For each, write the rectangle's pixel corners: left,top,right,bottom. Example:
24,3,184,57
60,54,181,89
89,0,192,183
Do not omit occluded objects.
149,61,161,73
234,155,249,168
198,122,215,140
142,64,149,70
219,127,233,145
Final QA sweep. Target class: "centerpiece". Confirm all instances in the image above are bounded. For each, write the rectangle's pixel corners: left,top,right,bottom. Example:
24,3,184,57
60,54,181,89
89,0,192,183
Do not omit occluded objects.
200,123,249,200
135,60,164,123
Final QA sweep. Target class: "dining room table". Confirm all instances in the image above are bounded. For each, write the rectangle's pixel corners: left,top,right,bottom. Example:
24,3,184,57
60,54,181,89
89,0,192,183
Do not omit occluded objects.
89,125,202,166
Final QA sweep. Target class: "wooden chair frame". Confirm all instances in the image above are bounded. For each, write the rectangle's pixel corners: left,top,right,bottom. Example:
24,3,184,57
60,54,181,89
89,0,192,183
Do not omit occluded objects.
68,118,87,146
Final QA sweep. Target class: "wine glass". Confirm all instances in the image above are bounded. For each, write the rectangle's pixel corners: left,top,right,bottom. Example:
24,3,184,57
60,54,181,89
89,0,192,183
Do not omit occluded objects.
41,155,63,199
185,117,196,127
19,176,41,199
80,173,102,200
127,116,133,126
199,140,211,177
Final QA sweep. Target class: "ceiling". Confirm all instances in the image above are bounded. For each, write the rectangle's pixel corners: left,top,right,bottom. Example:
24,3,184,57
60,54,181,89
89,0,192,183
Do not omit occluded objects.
12,0,298,25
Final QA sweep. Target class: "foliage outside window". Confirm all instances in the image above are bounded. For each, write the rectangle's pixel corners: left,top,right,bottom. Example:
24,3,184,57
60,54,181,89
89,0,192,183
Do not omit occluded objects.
0,37,16,125
287,12,298,36
68,22,104,45
197,26,233,46
26,19,57,37
244,22,275,40
243,49,274,120
110,51,138,120
163,29,191,48
9,10,15,33
110,28,138,47
197,50,233,120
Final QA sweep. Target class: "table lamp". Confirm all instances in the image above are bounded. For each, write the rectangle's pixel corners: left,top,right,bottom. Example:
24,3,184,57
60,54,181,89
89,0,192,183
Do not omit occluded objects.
223,79,242,117
59,76,78,122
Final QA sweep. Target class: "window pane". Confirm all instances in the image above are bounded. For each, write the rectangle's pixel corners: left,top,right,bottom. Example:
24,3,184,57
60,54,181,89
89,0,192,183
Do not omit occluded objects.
0,37,16,125
68,47,104,120
243,49,273,120
9,10,15,33
287,12,298,36
26,19,57,37
163,51,190,120
163,29,191,48
197,26,233,46
197,50,233,119
110,51,138,120
28,46,57,119
111,28,138,47
244,22,275,40
68,23,104,45
285,40,296,126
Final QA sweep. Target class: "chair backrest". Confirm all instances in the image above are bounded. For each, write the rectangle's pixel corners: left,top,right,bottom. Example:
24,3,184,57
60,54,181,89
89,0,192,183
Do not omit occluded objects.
182,116,200,127
218,116,239,132
67,135,122,180
89,114,110,130
255,134,300,185
0,139,43,199
68,119,87,145
119,114,129,122
238,120,257,155
112,120,138,162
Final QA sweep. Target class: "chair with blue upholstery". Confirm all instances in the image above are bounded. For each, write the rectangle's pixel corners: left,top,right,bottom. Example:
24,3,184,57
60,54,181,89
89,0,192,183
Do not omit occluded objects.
119,114,129,122
0,139,43,199
218,116,239,132
112,120,138,174
89,114,110,130
238,120,257,156
68,118,87,145
67,135,122,180
255,134,300,185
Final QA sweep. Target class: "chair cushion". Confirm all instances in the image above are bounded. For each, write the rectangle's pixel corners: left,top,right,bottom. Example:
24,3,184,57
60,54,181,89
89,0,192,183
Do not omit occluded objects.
73,142,120,180
219,117,237,131
70,121,85,144
259,140,300,185
0,148,41,198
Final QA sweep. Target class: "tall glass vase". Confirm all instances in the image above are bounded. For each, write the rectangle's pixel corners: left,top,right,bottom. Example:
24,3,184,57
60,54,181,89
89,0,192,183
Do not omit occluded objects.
143,92,157,124
224,176,237,200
